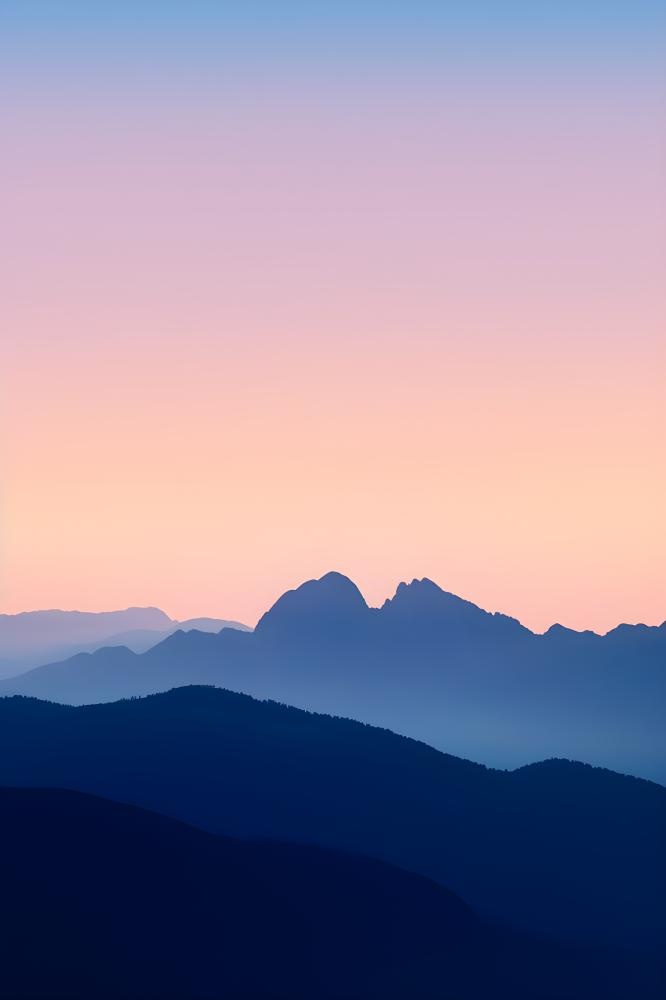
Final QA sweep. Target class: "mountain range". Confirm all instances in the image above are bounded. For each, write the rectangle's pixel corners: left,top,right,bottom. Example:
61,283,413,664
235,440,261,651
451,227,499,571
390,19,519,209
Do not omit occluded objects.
3,572,664,782
0,606,250,678
1,685,663,959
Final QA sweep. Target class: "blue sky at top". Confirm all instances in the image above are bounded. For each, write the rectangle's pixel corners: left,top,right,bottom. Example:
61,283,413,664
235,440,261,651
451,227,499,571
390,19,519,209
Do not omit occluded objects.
3,1,665,70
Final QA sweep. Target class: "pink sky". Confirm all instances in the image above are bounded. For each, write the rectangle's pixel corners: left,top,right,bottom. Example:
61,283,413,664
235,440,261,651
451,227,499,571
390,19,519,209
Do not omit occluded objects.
2,45,665,632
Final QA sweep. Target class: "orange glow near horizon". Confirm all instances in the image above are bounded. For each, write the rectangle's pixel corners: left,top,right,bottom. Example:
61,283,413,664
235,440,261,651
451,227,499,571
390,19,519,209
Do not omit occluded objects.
2,23,665,635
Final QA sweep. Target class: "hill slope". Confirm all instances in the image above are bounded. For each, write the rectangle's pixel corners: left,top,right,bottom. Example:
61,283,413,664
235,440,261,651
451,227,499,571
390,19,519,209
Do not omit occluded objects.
5,785,661,999
1,686,664,956
0,786,483,999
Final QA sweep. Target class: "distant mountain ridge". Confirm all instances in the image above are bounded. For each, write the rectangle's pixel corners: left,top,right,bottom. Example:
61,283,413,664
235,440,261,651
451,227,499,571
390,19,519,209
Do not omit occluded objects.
0,606,251,679
2,572,664,780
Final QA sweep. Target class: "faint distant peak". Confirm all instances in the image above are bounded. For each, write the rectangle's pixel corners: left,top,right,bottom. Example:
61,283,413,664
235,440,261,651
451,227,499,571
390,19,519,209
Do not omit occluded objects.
176,617,252,633
0,606,171,622
0,606,173,651
254,571,368,635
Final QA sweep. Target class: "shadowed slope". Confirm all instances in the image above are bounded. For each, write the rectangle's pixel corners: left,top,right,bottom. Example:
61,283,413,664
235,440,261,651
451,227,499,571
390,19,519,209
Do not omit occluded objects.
0,686,664,959
4,785,660,999
0,786,487,999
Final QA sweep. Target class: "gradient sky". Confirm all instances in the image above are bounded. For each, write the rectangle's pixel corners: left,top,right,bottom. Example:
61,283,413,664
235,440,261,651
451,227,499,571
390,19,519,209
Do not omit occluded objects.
1,1,665,632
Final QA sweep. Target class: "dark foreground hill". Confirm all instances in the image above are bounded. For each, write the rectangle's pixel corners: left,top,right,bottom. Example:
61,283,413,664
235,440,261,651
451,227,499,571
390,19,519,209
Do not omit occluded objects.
1,686,664,961
0,786,478,1000
0,786,661,1000
3,573,664,782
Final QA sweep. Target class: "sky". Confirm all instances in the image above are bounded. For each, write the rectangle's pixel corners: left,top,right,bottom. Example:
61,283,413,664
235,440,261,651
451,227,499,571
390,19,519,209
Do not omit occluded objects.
1,1,665,633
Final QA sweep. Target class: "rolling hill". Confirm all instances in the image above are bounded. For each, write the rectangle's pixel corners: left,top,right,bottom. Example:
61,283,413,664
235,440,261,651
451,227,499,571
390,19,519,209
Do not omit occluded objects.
0,685,663,959
0,785,484,999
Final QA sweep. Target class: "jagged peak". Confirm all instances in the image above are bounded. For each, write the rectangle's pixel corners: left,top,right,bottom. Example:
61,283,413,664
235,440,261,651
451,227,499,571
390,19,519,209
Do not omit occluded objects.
382,578,485,614
391,577,446,600
380,577,529,634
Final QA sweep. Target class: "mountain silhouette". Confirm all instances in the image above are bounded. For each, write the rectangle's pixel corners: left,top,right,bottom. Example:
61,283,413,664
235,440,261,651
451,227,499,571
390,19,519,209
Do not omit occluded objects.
3,573,664,782
3,784,660,1000
255,570,369,636
380,577,528,638
0,606,250,679
0,786,479,999
1,685,664,961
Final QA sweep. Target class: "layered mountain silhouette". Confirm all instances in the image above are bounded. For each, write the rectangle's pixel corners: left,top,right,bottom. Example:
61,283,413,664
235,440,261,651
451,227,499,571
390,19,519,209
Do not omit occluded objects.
1,685,664,962
0,606,250,678
0,786,480,999
3,785,659,1000
3,572,664,782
